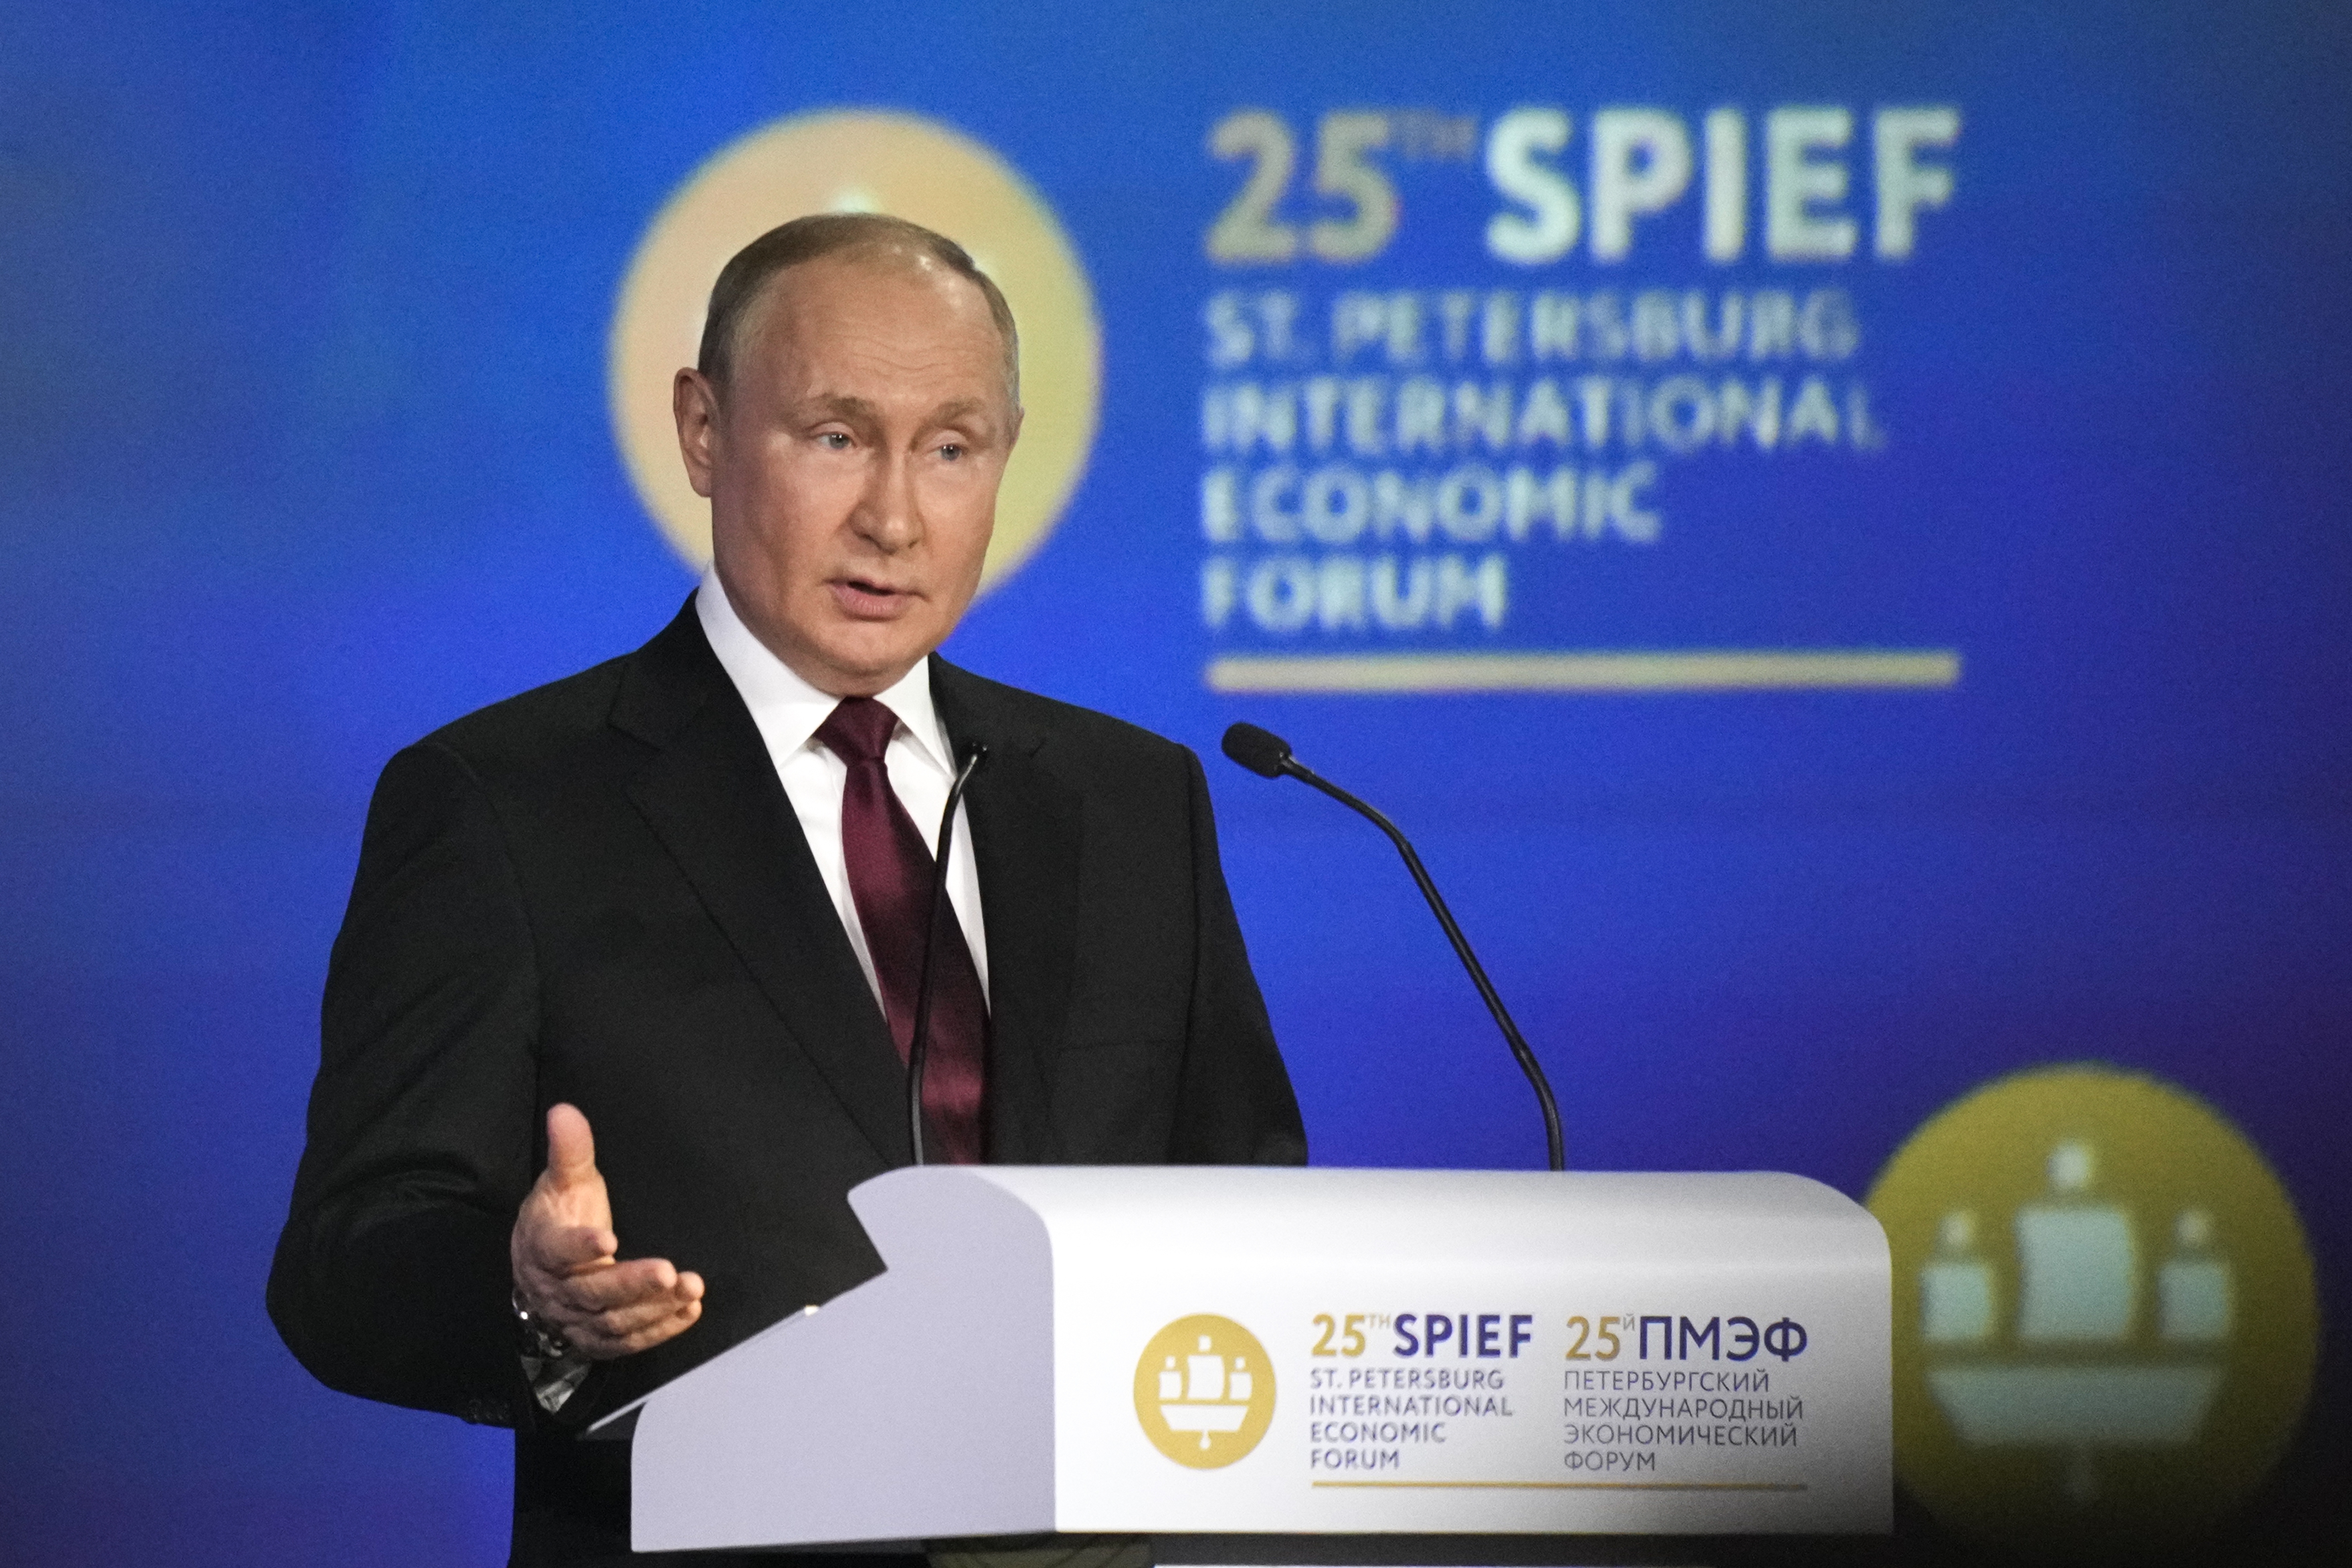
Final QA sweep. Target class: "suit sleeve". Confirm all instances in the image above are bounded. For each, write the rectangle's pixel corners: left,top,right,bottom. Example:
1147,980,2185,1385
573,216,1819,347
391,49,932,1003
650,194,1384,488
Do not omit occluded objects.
1170,748,1309,1166
267,740,541,1423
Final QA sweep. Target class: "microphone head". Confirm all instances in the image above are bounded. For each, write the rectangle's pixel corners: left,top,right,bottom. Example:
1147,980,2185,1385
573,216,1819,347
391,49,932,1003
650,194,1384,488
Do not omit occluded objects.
1221,722,1294,779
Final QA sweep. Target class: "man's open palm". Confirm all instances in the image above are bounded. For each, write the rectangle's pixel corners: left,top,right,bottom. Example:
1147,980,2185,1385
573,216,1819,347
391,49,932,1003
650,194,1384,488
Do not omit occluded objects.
510,1104,704,1360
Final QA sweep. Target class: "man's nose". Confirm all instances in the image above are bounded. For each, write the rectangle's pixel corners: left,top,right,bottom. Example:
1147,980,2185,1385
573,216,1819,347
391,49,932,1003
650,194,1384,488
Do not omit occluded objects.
849,449,921,550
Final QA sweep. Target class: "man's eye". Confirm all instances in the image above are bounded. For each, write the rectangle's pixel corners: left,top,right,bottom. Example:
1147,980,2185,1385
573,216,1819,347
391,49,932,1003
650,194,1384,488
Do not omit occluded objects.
818,432,852,450
937,442,965,461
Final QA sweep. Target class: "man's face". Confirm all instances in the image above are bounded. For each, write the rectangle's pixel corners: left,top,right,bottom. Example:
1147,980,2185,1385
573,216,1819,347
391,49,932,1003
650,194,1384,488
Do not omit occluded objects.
675,250,1020,696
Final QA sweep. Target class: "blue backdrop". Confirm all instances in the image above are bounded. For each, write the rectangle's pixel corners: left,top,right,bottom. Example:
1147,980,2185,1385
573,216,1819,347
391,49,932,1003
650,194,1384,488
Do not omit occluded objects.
2,2,2345,1560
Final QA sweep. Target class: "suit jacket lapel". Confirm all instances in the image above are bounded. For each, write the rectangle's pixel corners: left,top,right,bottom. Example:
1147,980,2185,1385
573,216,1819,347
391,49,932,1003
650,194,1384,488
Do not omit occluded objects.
932,656,1081,1165
612,602,909,1166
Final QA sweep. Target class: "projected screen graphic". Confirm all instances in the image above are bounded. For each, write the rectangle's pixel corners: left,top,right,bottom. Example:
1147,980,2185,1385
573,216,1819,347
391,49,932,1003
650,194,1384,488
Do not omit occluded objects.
1191,100,1957,698
0,3,2344,1562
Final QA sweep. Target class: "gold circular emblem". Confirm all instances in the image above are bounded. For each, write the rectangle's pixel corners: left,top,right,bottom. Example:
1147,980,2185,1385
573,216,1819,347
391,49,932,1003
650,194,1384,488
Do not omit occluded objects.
607,109,1102,596
1133,1315,1276,1468
1867,1064,2317,1553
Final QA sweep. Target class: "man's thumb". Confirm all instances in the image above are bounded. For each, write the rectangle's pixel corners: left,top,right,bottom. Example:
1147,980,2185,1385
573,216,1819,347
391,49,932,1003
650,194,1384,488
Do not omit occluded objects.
545,1103,599,1185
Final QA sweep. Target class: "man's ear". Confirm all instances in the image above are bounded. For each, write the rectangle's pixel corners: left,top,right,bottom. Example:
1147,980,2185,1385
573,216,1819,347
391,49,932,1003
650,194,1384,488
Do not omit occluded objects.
673,368,721,499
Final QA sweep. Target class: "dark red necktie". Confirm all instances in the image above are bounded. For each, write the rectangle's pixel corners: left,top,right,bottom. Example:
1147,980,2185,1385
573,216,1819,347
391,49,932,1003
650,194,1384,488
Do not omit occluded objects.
814,697,988,1163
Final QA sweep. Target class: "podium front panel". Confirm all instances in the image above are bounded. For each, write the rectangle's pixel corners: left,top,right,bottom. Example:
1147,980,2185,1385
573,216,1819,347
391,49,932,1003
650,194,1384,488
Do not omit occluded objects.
607,1167,1889,1552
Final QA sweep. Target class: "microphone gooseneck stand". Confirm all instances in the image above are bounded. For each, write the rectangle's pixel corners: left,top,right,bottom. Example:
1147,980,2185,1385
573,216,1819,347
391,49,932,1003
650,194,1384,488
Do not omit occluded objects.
1221,722,1566,1172
907,742,989,1167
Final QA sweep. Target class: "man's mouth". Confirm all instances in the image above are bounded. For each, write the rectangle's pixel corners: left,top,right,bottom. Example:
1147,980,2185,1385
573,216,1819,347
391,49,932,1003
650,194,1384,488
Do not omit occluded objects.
829,577,912,617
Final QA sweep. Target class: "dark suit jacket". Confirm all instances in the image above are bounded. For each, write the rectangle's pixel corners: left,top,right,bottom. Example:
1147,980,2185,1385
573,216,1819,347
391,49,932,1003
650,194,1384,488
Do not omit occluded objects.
268,600,1306,1565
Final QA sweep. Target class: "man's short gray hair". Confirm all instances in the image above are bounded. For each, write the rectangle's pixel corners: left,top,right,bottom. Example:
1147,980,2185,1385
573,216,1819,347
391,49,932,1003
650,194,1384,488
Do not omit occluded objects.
696,212,1021,405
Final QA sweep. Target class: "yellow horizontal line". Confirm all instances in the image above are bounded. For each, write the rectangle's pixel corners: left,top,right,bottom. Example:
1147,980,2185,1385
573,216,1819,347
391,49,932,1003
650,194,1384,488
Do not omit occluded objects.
1310,1480,1808,1492
1206,650,1960,694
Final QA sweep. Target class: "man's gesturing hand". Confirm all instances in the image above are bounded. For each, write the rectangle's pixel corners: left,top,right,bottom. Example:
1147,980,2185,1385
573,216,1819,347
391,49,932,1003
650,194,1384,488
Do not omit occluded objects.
510,1103,704,1360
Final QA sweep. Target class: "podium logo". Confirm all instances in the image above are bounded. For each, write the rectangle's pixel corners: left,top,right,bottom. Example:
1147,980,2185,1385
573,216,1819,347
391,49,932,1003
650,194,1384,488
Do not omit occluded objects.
609,110,1102,598
1133,1315,1276,1468
1867,1065,2317,1553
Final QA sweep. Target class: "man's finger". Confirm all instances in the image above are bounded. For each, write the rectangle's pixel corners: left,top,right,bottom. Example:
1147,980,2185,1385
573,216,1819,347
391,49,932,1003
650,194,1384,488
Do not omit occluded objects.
544,1103,598,1187
524,1223,618,1275
552,1256,688,1315
585,1283,705,1340
599,1297,704,1358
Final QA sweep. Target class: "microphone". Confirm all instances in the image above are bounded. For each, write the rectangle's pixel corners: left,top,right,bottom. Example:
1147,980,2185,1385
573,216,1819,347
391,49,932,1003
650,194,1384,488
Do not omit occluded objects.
1220,722,1566,1172
908,741,989,1167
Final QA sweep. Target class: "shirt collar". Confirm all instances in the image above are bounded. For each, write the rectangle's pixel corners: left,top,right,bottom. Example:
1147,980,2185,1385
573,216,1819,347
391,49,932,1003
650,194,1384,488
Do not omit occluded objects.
694,568,949,771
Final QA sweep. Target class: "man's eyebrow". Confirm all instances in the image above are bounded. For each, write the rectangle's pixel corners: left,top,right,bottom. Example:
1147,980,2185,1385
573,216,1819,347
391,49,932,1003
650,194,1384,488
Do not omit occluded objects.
926,397,995,429
804,394,881,421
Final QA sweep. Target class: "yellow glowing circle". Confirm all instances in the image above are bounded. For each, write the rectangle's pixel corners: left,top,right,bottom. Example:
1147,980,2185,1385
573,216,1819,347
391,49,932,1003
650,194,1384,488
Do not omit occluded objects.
608,110,1101,594
1866,1064,2317,1553
1133,1315,1277,1469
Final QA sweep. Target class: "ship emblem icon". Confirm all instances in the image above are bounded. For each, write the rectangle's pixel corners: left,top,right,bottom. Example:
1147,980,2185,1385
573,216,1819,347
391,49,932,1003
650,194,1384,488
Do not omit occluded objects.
1160,1338,1255,1444
1133,1315,1275,1468
1922,1138,2227,1502
1868,1065,2317,1551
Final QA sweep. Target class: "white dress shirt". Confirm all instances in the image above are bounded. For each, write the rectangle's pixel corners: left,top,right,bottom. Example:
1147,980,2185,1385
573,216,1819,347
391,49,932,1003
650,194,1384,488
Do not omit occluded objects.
694,568,991,1006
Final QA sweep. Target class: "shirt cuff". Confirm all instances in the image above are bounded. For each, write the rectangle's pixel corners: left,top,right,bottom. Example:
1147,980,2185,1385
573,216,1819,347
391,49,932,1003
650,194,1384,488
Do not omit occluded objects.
521,1345,593,1414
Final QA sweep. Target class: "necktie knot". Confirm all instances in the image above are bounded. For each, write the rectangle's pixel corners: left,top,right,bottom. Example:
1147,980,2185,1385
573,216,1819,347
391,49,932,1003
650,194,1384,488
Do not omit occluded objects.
817,696,898,766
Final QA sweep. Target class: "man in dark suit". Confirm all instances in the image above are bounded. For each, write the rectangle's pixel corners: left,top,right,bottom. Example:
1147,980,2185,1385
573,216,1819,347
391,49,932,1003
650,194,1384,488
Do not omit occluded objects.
268,214,1306,1565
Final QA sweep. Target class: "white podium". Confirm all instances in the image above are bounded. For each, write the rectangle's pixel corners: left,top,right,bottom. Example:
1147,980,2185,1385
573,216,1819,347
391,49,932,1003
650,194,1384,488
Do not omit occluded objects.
590,1167,1889,1555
